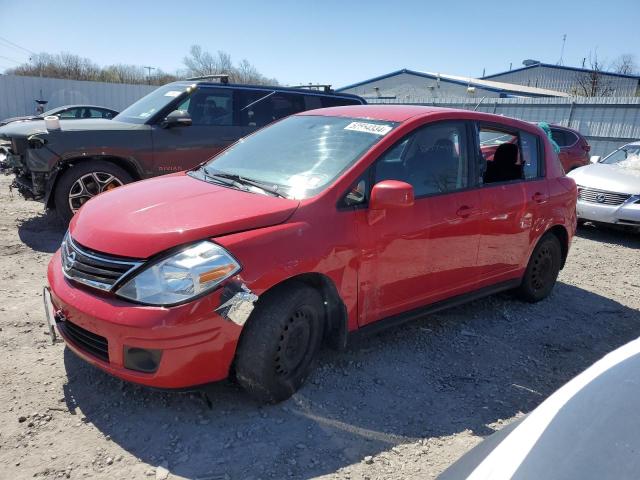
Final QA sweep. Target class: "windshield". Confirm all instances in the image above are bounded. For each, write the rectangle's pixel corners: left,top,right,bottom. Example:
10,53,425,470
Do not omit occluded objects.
204,115,397,199
601,144,640,165
113,84,191,124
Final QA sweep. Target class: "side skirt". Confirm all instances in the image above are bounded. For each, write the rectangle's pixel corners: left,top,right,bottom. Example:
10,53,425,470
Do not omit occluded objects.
349,278,522,341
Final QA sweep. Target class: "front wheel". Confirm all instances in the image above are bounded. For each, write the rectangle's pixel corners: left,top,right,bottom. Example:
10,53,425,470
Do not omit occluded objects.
53,160,133,224
235,283,325,403
516,233,562,303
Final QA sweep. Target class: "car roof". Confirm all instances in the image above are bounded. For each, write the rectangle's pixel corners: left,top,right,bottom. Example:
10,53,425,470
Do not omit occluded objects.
298,105,539,128
168,81,365,101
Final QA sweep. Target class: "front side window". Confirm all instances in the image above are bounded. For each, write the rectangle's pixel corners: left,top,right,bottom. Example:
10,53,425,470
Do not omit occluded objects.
58,108,81,119
176,87,232,126
375,122,469,197
203,115,396,199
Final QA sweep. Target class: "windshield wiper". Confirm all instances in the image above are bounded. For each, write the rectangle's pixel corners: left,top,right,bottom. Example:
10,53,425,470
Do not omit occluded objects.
203,168,288,198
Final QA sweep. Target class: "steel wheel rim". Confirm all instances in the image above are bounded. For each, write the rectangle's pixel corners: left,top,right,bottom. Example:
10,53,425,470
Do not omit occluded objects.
275,306,314,378
530,245,554,292
68,172,124,213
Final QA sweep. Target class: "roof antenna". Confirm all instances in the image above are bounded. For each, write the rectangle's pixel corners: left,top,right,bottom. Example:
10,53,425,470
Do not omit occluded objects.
557,34,567,66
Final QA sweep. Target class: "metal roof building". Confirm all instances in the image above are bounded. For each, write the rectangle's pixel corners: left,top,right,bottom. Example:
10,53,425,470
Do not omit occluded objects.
337,69,569,101
482,63,640,96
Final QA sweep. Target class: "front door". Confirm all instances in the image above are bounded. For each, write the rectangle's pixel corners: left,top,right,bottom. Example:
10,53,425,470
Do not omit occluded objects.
356,121,482,325
151,86,241,174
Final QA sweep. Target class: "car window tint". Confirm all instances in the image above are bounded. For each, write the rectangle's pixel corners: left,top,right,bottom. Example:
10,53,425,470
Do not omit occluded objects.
237,90,274,127
89,109,105,118
520,131,541,179
57,108,80,119
177,88,232,126
321,96,361,107
479,126,523,184
550,129,576,148
375,122,469,196
304,95,323,110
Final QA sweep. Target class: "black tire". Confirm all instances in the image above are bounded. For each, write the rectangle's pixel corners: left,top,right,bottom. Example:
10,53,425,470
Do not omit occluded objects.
53,160,133,224
235,283,325,403
516,233,562,303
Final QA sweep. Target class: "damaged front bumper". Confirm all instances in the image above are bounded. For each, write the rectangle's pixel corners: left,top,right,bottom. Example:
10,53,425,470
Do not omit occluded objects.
47,250,257,388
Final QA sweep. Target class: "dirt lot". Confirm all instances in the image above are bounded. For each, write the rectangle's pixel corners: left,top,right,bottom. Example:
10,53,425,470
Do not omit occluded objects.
1,174,639,480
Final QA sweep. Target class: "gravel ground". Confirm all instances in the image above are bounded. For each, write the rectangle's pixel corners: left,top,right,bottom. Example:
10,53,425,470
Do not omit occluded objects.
1,173,639,480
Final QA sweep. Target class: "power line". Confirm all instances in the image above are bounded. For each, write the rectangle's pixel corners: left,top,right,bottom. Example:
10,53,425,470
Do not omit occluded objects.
0,36,35,55
0,55,23,64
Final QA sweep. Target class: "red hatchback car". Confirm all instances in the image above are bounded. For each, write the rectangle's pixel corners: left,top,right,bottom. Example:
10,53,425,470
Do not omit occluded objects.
45,106,577,403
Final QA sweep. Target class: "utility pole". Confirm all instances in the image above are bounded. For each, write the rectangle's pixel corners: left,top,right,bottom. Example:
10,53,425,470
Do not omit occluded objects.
558,34,567,66
143,66,156,85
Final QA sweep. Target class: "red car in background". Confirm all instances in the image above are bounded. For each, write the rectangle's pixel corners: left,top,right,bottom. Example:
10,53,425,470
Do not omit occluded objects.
45,106,577,403
481,124,591,173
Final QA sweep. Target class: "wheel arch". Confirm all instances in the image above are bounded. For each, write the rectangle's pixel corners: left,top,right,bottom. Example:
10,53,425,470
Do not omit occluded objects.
545,224,570,269
46,155,143,208
239,272,349,354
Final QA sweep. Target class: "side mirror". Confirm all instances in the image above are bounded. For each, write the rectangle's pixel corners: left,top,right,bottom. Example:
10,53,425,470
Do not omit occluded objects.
590,155,600,163
161,110,192,128
370,180,414,210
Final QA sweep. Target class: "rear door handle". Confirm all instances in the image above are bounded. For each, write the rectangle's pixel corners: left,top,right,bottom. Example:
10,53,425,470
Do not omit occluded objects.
532,192,549,204
456,205,480,218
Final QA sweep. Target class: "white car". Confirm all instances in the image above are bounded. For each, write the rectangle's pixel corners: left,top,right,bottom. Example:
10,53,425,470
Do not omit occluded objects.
567,141,640,229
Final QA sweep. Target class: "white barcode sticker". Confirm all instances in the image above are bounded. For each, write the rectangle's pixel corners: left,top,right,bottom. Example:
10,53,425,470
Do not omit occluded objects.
344,122,392,136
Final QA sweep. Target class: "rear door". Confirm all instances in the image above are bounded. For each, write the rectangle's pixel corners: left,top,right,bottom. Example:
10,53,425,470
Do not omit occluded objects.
356,120,482,324
150,86,241,174
476,124,548,282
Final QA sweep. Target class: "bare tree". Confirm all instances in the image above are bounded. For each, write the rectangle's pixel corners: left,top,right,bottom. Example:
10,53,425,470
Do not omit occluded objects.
612,54,638,75
572,52,615,97
183,45,277,85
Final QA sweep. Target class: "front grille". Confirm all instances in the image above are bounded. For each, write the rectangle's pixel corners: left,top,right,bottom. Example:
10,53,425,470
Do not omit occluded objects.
61,233,143,291
578,187,631,206
59,320,109,362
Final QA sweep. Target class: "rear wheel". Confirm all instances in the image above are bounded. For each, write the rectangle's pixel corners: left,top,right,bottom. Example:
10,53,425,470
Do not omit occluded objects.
235,283,325,403
53,160,133,224
516,233,562,303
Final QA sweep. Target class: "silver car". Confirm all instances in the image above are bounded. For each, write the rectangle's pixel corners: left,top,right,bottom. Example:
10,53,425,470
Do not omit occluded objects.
567,141,640,229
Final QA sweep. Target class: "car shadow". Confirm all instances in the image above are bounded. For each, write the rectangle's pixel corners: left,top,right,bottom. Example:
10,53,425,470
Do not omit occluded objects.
17,209,65,253
577,223,640,249
61,282,640,479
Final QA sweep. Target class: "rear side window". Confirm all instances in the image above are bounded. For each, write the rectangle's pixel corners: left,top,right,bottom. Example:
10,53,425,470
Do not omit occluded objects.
520,132,541,179
321,96,362,108
237,90,305,127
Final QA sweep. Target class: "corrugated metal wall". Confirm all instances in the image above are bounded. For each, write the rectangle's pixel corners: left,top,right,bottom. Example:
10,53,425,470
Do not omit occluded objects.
0,75,155,119
484,66,640,96
368,96,640,157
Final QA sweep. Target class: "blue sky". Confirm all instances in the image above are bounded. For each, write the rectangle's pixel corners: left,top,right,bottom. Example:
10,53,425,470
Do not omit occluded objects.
0,0,638,87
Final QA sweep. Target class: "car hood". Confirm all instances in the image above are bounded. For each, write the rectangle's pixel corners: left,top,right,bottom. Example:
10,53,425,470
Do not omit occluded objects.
567,162,640,195
69,173,300,258
0,115,37,126
0,118,141,139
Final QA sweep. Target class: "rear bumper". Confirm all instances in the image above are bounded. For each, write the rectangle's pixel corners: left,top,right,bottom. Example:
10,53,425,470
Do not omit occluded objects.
47,251,243,389
577,197,640,227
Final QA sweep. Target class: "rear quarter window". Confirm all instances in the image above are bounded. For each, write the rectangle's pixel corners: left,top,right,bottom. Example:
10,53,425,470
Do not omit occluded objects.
520,131,543,179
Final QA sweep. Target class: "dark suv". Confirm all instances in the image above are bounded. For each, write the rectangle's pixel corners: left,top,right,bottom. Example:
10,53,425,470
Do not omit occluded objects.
0,80,365,222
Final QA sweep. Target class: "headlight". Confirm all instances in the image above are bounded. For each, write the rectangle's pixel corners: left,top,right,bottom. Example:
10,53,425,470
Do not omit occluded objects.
116,241,240,305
